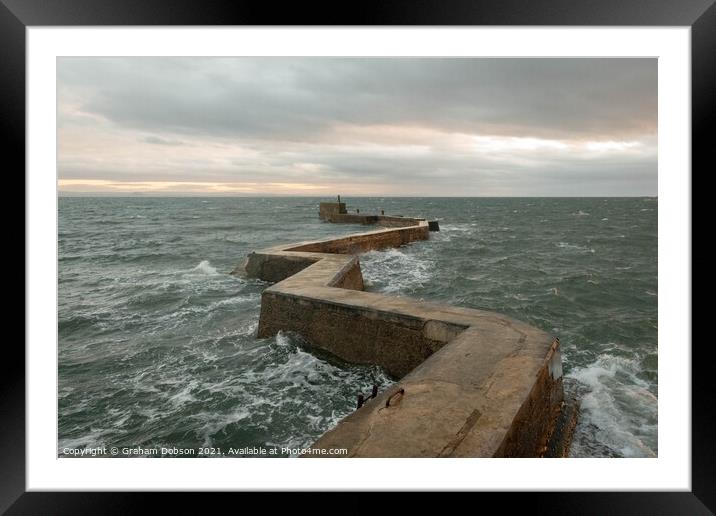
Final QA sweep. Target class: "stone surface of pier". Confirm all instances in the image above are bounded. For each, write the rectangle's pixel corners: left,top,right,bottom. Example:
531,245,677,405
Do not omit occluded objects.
239,203,576,457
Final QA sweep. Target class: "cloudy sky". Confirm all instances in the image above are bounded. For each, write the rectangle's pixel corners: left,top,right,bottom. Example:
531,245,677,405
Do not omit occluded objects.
58,57,656,196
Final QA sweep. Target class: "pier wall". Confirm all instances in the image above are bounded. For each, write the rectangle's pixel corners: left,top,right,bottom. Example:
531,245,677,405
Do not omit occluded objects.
288,222,428,254
240,212,575,457
318,212,421,228
318,201,346,220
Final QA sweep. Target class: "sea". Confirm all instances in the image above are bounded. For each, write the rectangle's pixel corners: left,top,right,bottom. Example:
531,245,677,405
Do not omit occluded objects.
58,197,658,458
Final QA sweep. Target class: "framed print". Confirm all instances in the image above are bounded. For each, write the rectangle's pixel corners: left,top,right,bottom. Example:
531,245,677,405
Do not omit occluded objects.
6,0,712,511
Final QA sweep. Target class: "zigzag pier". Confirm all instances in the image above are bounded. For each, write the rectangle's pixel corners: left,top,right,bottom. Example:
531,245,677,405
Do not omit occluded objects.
236,199,579,457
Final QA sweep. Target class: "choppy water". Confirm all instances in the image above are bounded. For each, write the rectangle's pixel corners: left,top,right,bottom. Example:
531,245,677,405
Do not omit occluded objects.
58,197,657,458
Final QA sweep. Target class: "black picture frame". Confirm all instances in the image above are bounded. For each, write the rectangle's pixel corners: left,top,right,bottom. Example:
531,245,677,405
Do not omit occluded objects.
6,0,711,511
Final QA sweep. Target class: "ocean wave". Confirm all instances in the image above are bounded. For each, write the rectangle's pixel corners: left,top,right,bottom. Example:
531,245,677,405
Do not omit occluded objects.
556,242,595,253
167,379,200,407
192,408,253,448
208,295,259,309
58,429,111,454
144,293,260,329
440,224,473,233
189,260,219,275
567,354,657,458
58,313,102,334
169,330,394,451
360,248,434,294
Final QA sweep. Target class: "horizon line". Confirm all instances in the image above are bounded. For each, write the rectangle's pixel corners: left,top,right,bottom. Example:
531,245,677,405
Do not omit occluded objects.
58,193,659,199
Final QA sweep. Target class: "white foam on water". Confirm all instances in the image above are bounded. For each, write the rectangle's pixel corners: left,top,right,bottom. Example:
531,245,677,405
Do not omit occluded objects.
128,369,161,393
193,408,253,448
113,411,133,428
167,379,200,407
152,293,260,326
207,295,259,310
441,224,472,233
58,429,110,453
239,320,259,338
190,260,219,275
556,242,595,254
259,331,393,447
574,210,590,216
164,330,395,453
568,354,657,458
360,248,433,294
275,330,292,348
433,223,476,242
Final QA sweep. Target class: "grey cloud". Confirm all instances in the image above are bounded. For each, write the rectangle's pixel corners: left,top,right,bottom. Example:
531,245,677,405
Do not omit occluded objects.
58,57,656,142
59,140,656,196
57,57,657,196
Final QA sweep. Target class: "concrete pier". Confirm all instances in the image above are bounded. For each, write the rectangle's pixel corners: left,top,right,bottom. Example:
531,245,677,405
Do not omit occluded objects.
318,201,347,221
239,203,577,457
317,201,440,231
